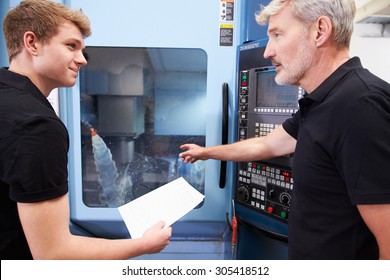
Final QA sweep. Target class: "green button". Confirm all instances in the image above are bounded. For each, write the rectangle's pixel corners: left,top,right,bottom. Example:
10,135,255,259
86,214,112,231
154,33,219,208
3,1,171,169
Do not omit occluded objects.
280,211,287,219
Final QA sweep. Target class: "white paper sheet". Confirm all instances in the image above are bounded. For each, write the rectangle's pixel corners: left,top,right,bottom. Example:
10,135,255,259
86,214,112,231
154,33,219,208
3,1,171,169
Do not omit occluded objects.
118,177,205,239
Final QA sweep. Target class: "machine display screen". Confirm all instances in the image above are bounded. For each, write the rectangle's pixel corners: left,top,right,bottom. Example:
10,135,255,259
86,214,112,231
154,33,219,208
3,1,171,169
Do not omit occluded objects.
256,71,300,108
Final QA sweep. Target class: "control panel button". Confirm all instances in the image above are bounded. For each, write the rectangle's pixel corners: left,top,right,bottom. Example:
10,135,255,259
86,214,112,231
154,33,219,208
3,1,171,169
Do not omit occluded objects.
280,211,288,219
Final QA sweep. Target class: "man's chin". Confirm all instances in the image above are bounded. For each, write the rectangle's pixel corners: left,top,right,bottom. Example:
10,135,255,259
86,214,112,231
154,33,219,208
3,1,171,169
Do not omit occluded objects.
61,79,77,88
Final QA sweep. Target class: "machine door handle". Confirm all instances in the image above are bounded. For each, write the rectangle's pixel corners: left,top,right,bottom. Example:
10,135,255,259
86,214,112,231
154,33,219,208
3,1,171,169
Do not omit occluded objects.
219,82,229,188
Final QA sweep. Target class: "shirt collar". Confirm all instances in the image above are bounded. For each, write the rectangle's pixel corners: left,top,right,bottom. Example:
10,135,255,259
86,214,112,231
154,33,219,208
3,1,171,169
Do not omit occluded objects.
0,67,51,107
299,57,363,109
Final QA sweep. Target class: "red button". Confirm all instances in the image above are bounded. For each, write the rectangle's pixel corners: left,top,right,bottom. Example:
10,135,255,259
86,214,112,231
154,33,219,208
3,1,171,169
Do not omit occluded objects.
267,207,274,213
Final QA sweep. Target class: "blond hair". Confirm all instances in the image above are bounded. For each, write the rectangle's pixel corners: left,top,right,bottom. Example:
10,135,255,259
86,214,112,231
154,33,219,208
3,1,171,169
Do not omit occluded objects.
3,0,91,62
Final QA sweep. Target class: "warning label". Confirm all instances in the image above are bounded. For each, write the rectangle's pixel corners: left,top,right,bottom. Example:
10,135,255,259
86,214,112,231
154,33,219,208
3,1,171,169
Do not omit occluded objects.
220,0,234,21
219,23,234,46
219,0,234,46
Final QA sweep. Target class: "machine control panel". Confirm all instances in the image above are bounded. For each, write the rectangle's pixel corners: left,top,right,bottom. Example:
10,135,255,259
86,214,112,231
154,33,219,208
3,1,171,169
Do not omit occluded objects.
236,161,293,222
238,68,303,141
236,66,302,223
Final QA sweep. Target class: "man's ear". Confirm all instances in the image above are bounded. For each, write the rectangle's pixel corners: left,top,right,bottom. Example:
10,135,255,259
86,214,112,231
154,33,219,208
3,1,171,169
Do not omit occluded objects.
23,31,39,56
314,16,333,47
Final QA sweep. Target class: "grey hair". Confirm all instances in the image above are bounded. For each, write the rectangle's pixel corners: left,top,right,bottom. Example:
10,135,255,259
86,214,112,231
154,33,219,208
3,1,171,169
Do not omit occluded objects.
255,0,356,47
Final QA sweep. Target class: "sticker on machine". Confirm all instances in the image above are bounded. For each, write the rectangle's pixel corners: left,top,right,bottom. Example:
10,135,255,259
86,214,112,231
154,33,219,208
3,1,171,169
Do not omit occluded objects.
220,23,234,46
220,0,234,21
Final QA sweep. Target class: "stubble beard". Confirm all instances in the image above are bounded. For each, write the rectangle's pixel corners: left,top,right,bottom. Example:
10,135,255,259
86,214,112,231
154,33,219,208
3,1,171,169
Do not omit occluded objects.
275,38,314,86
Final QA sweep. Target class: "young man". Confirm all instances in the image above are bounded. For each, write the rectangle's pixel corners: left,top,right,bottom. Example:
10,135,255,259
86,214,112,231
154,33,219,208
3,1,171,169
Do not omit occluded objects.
180,0,390,259
0,0,171,259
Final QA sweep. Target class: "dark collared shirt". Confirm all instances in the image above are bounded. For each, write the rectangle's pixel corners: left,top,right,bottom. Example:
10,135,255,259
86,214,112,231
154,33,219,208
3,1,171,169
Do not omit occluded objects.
0,68,69,259
283,57,390,259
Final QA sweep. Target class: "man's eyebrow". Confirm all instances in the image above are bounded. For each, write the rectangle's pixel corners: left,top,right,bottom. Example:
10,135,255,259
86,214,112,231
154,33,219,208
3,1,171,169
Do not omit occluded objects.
66,37,84,46
267,27,278,34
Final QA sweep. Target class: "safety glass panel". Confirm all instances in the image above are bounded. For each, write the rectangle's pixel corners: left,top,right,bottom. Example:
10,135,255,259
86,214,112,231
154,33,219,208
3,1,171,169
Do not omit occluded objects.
79,47,207,208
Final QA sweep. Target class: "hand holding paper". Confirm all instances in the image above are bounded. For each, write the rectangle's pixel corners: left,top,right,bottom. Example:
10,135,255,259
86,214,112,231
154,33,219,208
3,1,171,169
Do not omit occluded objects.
118,177,205,238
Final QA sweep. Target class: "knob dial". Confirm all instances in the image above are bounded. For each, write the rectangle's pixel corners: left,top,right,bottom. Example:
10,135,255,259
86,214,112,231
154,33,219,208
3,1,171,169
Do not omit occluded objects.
237,187,250,202
280,192,291,206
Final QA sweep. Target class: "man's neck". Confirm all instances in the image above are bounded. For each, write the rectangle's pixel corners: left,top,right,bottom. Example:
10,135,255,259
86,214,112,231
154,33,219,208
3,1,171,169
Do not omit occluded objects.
300,47,350,93
9,56,51,97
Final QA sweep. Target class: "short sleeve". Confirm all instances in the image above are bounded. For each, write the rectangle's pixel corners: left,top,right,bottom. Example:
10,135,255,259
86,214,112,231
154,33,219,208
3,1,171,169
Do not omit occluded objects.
282,111,301,140
4,116,69,203
339,93,390,204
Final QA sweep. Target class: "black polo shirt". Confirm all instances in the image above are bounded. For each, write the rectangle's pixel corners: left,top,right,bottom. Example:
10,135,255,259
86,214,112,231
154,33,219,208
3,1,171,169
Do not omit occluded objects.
283,57,390,259
0,68,69,259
